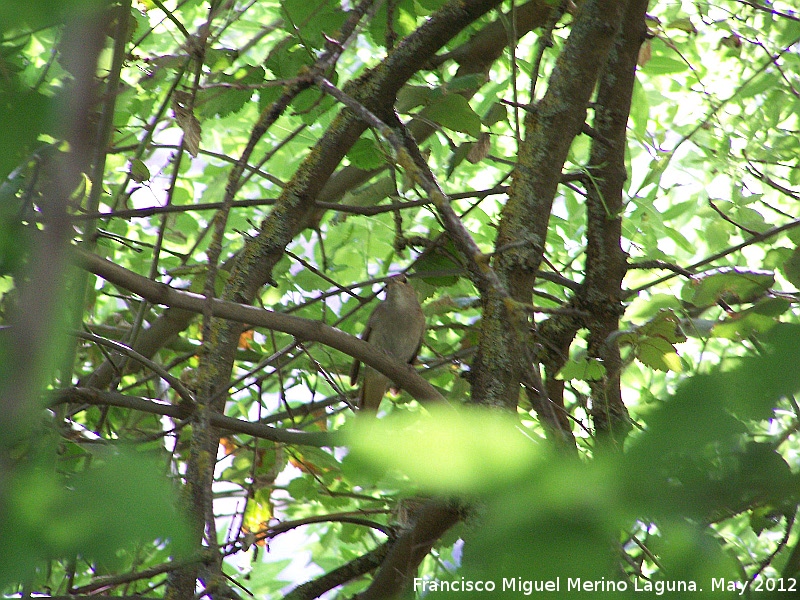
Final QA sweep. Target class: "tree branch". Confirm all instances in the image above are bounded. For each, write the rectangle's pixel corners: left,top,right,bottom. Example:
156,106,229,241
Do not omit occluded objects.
357,500,463,600
51,388,334,447
472,0,631,413
73,248,444,405
284,541,394,600
581,0,648,447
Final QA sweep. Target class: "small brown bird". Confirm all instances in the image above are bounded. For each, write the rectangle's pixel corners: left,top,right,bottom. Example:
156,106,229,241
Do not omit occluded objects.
349,275,425,412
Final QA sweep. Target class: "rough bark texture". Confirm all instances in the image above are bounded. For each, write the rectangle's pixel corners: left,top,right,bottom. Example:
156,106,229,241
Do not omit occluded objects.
583,0,649,447
357,501,463,600
470,0,630,416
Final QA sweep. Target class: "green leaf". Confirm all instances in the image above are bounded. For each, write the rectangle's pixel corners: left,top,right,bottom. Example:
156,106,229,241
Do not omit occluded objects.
286,474,319,501
0,89,54,180
129,158,150,183
686,267,774,307
197,64,264,119
781,245,800,288
368,0,417,47
240,559,293,594
616,310,686,372
763,246,792,270
750,506,782,536
639,308,687,343
712,297,790,339
346,407,537,493
443,73,487,94
732,206,768,233
666,17,697,34
283,0,347,49
642,53,688,75
557,357,606,381
396,85,433,112
292,87,336,125
445,142,471,179
264,39,311,79
723,324,800,420
1,449,190,584
415,242,462,286
0,0,107,32
421,94,482,137
346,137,386,170
417,0,449,11
629,79,650,139
481,102,508,127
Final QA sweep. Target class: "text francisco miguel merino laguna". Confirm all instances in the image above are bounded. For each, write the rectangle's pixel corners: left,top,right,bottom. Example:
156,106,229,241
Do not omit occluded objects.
414,577,699,595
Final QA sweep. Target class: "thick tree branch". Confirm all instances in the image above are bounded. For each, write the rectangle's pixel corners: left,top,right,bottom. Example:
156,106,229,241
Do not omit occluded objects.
357,500,463,600
581,0,649,447
73,248,444,405
314,0,552,210
176,5,380,591
315,76,510,300
177,6,504,591
471,0,630,415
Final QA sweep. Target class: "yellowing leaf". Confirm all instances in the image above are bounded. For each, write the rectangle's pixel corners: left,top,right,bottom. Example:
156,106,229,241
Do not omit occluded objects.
243,488,273,538
172,91,201,157
638,336,682,372
238,329,254,350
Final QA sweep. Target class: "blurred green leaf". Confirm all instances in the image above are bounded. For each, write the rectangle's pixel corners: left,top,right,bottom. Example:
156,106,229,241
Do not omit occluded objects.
0,88,54,181
781,245,800,289
0,446,190,586
346,406,537,494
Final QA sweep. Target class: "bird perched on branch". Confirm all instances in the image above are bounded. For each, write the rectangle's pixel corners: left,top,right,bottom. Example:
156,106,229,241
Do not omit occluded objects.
349,275,425,412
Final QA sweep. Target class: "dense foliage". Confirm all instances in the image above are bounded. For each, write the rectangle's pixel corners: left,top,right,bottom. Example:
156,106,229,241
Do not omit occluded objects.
1,0,800,598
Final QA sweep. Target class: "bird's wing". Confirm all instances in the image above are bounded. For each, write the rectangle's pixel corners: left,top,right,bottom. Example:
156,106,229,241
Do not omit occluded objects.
408,336,423,365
